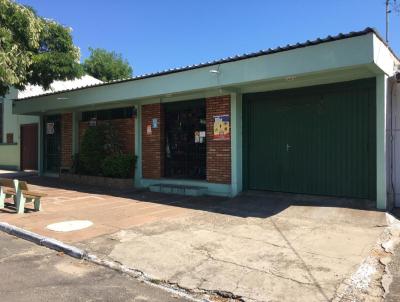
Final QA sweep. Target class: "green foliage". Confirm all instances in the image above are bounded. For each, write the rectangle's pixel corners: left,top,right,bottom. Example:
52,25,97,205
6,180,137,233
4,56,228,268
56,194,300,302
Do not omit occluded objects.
102,122,123,155
83,47,133,82
79,125,107,175
79,123,135,178
0,0,83,96
101,154,135,178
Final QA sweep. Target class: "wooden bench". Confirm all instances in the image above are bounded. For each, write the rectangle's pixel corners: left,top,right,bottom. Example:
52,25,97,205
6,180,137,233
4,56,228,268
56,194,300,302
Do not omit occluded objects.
0,178,47,214
14,179,47,214
0,178,16,209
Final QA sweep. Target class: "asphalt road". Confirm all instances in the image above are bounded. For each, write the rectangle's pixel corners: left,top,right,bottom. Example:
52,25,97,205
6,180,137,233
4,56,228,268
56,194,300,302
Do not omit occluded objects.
0,232,190,302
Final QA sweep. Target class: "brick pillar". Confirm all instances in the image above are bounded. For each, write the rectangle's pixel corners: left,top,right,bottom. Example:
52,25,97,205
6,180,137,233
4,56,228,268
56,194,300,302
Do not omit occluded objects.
61,113,73,168
142,103,164,179
206,96,231,184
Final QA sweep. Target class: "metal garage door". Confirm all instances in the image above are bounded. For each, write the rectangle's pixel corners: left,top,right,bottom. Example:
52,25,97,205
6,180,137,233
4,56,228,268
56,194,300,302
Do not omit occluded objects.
243,79,376,199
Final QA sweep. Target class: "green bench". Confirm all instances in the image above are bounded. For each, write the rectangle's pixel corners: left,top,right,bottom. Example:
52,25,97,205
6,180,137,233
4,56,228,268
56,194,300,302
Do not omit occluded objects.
0,178,47,214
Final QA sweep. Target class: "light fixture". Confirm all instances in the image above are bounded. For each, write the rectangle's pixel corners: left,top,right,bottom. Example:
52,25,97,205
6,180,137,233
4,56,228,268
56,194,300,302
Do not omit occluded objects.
57,97,69,100
209,69,220,74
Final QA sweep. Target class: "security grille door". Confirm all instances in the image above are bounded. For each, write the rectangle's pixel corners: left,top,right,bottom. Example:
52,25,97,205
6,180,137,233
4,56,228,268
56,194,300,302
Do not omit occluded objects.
44,115,61,173
164,100,206,179
243,79,376,199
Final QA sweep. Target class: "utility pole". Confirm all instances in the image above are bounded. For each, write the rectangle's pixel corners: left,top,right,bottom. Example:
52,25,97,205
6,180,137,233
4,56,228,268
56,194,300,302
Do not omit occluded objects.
386,0,391,43
386,0,399,43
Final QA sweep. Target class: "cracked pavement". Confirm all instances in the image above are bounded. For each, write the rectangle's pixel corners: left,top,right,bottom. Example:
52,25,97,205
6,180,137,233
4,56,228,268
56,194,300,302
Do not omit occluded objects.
81,192,387,302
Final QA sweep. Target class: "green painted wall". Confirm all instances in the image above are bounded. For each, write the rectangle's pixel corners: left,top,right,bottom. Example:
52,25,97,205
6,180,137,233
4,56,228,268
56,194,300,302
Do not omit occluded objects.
0,144,19,169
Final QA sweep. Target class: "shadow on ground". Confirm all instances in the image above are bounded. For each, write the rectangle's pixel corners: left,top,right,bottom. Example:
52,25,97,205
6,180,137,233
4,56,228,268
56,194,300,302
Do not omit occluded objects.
2,171,380,219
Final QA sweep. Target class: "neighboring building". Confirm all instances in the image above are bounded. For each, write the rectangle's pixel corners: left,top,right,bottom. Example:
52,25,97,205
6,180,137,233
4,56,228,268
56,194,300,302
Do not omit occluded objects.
0,88,38,170
12,28,400,209
0,75,102,170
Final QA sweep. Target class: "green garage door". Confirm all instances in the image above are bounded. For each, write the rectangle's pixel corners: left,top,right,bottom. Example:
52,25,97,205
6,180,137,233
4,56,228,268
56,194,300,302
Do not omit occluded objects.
243,79,376,199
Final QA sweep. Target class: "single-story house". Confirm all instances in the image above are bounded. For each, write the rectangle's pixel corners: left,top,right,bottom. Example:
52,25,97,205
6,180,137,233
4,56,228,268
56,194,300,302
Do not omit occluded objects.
12,28,400,210
0,75,102,170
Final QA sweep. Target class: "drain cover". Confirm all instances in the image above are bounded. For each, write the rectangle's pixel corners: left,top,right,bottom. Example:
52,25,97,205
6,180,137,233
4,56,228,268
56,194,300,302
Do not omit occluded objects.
47,220,93,232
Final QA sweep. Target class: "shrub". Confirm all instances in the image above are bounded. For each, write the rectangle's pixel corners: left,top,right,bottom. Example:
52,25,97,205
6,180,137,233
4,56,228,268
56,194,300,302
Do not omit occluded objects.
101,154,136,178
79,125,107,175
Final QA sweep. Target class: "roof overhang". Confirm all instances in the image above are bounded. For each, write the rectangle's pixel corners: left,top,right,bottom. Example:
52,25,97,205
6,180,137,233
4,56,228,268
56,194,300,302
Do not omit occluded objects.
13,30,398,116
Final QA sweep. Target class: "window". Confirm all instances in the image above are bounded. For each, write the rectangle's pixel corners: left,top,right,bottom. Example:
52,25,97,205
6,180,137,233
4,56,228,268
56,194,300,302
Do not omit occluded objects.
82,107,134,122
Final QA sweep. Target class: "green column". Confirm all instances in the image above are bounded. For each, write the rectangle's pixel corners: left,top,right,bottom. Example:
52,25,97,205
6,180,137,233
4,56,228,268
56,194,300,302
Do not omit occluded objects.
38,116,44,175
376,74,388,210
230,92,243,196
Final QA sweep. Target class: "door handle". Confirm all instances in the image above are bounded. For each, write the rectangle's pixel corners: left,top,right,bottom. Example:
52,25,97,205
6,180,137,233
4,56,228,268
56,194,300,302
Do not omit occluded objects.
286,144,292,152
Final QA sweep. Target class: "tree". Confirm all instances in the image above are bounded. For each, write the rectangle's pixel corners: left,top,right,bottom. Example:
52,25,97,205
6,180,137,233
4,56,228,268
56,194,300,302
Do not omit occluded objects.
83,47,133,82
0,0,83,96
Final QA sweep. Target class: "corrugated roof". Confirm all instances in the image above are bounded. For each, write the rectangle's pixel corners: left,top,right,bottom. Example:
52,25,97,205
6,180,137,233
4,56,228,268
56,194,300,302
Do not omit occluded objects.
17,75,102,99
16,27,395,101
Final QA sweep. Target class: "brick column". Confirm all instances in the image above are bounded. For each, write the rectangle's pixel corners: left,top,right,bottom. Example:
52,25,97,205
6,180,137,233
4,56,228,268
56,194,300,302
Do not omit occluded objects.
142,103,164,179
61,113,73,168
206,96,231,184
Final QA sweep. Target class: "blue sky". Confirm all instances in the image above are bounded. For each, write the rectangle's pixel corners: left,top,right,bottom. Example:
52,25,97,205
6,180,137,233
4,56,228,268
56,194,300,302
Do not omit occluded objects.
21,0,400,76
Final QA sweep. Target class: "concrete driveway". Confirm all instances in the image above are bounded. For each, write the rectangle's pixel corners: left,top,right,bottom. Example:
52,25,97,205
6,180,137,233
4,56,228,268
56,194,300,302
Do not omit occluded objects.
81,192,387,302
0,173,391,301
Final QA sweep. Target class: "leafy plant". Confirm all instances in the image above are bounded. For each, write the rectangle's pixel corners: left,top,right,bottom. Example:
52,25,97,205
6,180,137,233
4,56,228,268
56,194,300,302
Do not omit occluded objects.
102,121,123,156
101,154,136,178
78,122,135,178
79,125,107,175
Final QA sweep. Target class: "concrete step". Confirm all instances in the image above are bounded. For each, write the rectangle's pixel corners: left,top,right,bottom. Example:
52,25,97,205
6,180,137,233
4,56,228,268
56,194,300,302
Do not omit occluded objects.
149,184,207,196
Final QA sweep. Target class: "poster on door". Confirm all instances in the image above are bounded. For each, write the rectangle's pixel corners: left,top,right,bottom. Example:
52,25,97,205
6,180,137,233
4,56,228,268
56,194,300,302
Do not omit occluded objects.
46,122,55,135
213,115,230,141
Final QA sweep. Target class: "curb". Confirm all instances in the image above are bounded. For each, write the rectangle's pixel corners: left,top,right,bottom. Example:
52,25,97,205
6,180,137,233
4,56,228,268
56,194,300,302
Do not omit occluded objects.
0,222,210,302
0,222,86,259
85,253,211,302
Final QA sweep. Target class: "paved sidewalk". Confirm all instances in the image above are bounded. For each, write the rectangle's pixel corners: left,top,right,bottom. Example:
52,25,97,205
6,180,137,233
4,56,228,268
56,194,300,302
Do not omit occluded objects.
0,175,199,243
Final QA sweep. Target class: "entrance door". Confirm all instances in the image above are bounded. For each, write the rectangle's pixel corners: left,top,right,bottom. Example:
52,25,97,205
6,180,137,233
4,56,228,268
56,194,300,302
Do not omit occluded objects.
20,123,38,170
243,79,376,199
164,100,206,179
43,115,61,173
